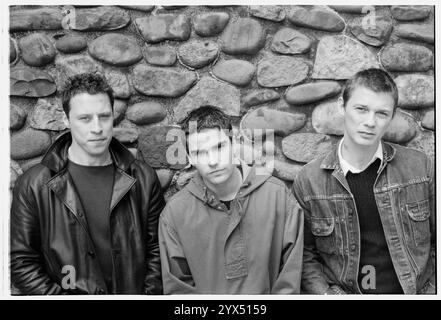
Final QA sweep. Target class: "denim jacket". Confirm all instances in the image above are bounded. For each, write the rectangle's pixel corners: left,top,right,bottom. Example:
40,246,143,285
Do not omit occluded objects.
292,141,435,294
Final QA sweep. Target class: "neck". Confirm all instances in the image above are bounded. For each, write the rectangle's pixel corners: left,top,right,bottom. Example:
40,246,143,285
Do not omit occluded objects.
341,135,379,170
68,145,112,166
203,166,242,201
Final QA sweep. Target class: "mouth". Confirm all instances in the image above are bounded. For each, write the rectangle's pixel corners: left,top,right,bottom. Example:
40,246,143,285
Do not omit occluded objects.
89,138,107,143
209,168,224,175
358,131,375,138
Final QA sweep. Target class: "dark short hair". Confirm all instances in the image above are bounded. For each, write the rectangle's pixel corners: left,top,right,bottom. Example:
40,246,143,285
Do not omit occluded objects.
60,73,114,117
179,105,232,153
342,68,398,112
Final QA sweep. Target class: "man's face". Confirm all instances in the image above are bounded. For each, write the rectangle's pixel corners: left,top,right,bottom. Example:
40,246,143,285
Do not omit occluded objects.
187,128,236,186
67,92,113,163
343,86,395,148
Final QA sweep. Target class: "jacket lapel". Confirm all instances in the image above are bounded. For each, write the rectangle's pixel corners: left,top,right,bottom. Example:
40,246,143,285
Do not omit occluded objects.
109,168,136,213
46,170,85,219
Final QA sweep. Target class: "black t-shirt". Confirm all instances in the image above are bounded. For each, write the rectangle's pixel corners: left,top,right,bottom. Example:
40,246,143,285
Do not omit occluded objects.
68,160,115,290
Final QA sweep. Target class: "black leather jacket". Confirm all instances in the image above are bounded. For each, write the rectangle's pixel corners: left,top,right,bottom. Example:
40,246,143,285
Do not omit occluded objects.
11,132,165,294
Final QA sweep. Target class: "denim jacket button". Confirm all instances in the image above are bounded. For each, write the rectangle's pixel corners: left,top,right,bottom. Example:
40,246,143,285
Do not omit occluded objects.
350,244,356,251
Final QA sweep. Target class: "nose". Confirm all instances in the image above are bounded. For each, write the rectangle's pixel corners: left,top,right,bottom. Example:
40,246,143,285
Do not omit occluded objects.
207,150,219,167
364,112,376,128
90,116,103,134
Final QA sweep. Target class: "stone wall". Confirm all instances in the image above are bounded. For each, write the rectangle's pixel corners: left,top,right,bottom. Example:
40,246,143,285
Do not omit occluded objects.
9,5,435,200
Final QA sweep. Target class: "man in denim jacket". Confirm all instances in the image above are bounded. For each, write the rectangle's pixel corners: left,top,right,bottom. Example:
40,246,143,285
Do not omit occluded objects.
292,68,435,294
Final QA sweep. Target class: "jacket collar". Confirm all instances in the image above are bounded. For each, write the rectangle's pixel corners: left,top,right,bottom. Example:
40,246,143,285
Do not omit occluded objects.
320,139,396,171
41,131,136,173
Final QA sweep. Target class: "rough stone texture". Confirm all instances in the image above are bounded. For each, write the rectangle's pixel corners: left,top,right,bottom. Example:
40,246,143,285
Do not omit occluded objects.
212,59,256,86
7,5,435,192
273,160,303,182
287,6,345,32
55,34,87,53
395,74,434,109
282,133,336,163
132,64,197,98
18,33,56,67
30,97,67,131
407,131,434,160
10,160,23,189
89,33,142,67
175,76,240,122
156,169,174,190
285,81,341,105
383,111,418,144
421,110,434,131
135,14,191,43
10,68,57,97
126,101,167,125
144,45,177,66
138,125,187,169
350,15,393,47
113,99,128,125
312,100,344,136
10,104,27,131
70,6,130,31
220,18,266,55
249,5,286,22
241,107,306,138
395,24,434,44
10,38,17,64
242,89,280,108
257,56,309,88
10,8,63,31
380,43,433,72
193,12,230,37
104,68,131,99
118,5,154,12
312,35,380,80
391,6,432,21
177,40,219,69
55,54,102,86
113,127,139,144
328,5,366,13
271,28,312,55
11,129,52,160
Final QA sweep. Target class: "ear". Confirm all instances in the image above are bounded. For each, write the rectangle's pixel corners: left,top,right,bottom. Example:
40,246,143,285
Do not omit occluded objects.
187,153,195,166
63,113,70,128
337,96,345,113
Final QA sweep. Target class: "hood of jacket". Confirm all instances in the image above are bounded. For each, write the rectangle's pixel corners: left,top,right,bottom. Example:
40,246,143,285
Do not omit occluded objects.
185,163,272,208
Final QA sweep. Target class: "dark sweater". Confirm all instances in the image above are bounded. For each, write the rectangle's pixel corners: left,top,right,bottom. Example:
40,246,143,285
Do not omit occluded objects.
68,160,115,291
346,159,403,294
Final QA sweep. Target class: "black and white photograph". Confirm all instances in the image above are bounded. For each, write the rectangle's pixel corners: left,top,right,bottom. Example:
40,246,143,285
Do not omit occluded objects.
1,0,438,310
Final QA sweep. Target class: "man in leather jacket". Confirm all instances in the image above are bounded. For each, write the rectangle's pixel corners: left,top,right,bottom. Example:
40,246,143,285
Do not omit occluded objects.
10,73,165,294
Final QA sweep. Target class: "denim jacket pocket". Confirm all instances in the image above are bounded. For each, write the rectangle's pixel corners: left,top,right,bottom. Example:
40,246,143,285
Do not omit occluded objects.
406,199,430,246
311,217,337,254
